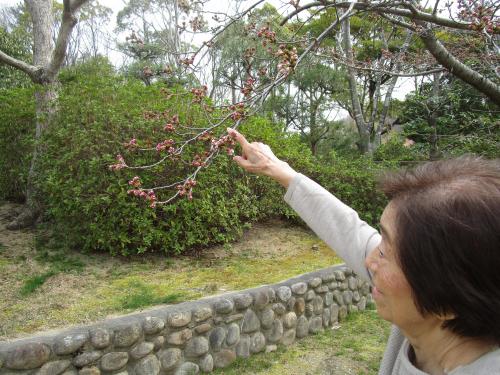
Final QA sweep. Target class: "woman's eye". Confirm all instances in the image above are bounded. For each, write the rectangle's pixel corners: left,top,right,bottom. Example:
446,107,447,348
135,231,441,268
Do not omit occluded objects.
378,248,385,258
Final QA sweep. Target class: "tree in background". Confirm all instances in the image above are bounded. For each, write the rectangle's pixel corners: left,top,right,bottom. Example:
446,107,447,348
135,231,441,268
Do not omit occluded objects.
0,3,32,88
401,74,499,159
0,0,89,229
281,0,499,105
61,0,113,65
116,0,206,86
1,0,498,219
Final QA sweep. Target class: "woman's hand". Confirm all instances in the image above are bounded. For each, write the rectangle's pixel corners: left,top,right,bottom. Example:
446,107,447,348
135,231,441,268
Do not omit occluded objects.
227,128,297,188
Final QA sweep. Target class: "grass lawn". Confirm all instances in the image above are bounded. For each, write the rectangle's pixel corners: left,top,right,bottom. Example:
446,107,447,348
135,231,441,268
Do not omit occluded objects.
0,203,341,339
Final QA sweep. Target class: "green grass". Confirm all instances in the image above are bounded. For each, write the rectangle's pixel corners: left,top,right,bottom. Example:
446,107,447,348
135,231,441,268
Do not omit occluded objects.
118,279,185,309
18,245,86,297
35,247,85,273
212,307,390,375
20,271,56,296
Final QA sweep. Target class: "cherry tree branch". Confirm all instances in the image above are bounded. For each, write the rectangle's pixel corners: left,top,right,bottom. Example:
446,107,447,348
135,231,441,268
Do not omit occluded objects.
280,1,482,32
419,28,500,105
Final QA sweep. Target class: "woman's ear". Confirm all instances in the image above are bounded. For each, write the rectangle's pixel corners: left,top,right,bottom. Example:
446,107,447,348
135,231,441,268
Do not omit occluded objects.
435,311,456,321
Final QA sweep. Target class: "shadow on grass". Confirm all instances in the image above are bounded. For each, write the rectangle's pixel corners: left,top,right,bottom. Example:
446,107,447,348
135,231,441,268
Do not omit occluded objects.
20,271,56,296
119,280,185,309
19,241,86,297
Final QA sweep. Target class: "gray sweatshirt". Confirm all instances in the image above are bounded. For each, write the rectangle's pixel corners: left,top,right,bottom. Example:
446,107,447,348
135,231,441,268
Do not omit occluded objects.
284,173,500,375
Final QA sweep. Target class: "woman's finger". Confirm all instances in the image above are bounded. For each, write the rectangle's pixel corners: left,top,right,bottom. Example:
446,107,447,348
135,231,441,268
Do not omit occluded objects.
227,128,251,152
233,155,255,171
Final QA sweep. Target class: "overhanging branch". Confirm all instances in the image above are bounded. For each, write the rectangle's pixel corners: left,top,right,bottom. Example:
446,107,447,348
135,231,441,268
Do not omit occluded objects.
280,1,482,32
419,29,500,106
0,49,41,82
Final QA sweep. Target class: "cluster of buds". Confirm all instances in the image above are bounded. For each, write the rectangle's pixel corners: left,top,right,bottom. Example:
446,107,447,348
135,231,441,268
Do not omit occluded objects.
258,67,268,77
458,0,498,33
176,179,197,200
143,110,170,120
164,123,176,132
256,26,276,46
143,66,153,77
156,139,175,152
159,88,175,100
199,131,214,142
202,103,214,113
125,32,144,47
128,188,157,208
178,0,190,13
242,77,256,97
181,56,195,66
276,44,298,76
229,102,246,121
203,40,214,48
163,114,180,131
189,16,206,32
210,134,236,155
289,0,300,9
190,85,208,103
245,22,256,33
128,176,141,188
109,154,127,171
244,47,257,59
124,138,138,149
163,65,173,74
380,48,394,60
191,153,208,167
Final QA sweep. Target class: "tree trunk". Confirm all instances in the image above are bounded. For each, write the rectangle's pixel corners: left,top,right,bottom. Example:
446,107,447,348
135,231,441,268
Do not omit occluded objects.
309,96,319,156
428,72,441,161
342,16,370,153
3,0,88,229
7,0,56,229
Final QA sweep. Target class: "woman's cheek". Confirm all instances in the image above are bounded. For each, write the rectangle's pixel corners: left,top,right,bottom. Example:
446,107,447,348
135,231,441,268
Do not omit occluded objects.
380,267,410,297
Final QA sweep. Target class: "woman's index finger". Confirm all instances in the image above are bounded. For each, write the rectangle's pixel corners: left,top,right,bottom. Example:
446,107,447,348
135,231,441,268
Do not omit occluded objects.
227,128,251,150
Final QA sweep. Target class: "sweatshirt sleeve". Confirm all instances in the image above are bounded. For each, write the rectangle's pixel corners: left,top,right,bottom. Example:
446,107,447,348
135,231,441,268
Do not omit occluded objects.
284,173,381,282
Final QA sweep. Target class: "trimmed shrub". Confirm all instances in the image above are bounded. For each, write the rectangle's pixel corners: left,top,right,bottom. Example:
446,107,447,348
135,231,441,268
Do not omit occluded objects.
0,86,35,201
1,60,387,255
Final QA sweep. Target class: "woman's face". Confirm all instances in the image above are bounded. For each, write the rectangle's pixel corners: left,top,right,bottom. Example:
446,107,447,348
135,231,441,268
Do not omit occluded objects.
365,202,429,329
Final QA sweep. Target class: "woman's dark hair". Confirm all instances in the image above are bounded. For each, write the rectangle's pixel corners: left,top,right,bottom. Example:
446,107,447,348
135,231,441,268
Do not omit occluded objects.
380,156,500,343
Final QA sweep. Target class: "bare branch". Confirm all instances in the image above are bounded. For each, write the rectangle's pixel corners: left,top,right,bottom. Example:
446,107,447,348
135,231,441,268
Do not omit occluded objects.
326,55,446,77
378,13,417,31
433,0,441,16
280,1,479,32
0,49,41,81
419,28,500,106
47,0,90,80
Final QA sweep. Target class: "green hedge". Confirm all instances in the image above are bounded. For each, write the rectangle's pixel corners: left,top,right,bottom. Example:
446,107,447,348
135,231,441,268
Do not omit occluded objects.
0,86,35,202
0,60,387,255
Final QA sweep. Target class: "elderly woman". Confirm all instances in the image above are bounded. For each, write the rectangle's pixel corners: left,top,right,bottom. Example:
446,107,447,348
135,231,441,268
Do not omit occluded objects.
227,128,500,375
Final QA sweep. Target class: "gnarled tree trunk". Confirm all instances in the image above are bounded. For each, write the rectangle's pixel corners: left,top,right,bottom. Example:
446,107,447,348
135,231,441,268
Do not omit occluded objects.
0,0,89,229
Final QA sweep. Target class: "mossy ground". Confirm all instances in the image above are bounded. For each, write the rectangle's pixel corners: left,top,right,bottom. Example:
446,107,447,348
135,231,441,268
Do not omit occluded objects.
0,202,341,339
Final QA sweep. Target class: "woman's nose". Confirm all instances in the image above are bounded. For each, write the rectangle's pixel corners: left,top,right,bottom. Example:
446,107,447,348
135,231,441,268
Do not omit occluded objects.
365,248,378,273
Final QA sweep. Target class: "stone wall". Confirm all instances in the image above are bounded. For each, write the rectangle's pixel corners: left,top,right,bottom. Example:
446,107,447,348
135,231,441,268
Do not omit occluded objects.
0,264,372,375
